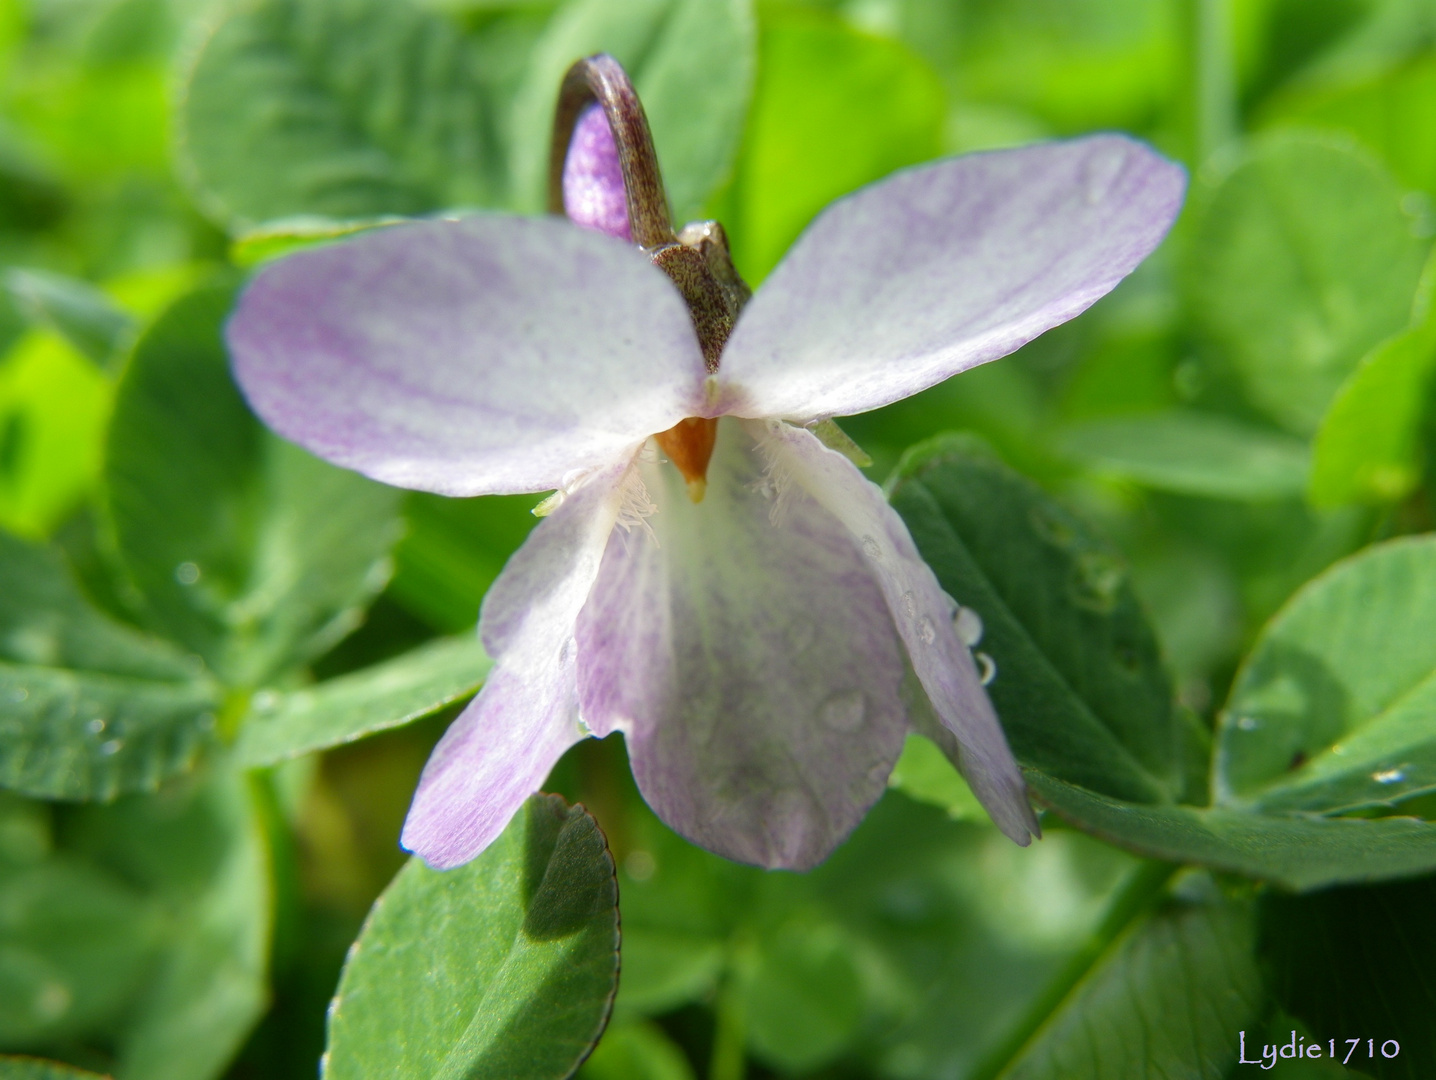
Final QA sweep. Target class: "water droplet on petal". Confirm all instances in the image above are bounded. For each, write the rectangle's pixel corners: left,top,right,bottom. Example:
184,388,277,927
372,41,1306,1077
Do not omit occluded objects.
954,606,984,647
976,651,997,685
901,591,917,619
820,690,866,731
1373,767,1405,784
918,617,937,645
861,535,882,560
175,561,200,585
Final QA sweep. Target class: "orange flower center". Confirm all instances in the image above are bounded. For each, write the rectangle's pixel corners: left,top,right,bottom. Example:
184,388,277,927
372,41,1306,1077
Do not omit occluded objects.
654,417,718,502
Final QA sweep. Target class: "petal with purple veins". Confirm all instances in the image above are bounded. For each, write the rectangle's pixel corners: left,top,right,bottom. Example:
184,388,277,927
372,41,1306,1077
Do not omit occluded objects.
713,136,1185,422
575,419,909,870
761,421,1038,846
228,215,707,497
401,458,631,869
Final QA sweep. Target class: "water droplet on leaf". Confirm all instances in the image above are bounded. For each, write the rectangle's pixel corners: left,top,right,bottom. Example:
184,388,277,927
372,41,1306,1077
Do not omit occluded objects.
953,606,983,647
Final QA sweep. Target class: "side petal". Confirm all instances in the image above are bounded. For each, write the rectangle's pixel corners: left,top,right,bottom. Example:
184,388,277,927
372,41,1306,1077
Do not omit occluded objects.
761,422,1039,845
400,459,629,869
714,136,1185,421
228,215,707,496
575,420,909,870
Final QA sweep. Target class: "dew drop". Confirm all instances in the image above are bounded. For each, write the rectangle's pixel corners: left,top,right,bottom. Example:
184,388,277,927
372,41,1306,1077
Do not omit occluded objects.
901,591,917,619
918,617,937,645
1236,716,1258,731
10,687,29,703
86,718,106,735
1373,767,1405,784
976,651,997,685
953,606,984,647
861,535,883,560
820,690,866,731
251,690,279,712
100,739,123,756
175,561,200,585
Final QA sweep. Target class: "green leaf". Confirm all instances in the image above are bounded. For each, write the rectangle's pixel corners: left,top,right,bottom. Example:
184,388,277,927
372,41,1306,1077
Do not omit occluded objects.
886,731,985,821
324,795,619,1080
509,0,754,224
0,529,222,800
4,269,136,372
0,1059,113,1080
887,434,1181,805
0,857,161,1045
1187,131,1427,434
994,891,1263,1080
1260,53,1436,198
389,492,538,633
69,767,273,1080
1028,771,1436,891
103,280,402,688
578,1020,695,1080
736,915,864,1074
1217,536,1436,817
235,634,490,765
176,0,501,229
1260,874,1436,1080
727,11,945,282
1309,321,1436,505
1057,411,1311,500
0,331,111,540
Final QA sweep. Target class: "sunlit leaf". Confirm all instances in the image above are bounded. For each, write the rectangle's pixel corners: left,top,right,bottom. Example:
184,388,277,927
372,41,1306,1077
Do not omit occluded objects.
177,0,501,229
887,433,1182,805
727,10,945,281
102,280,402,688
4,268,135,371
0,529,221,801
0,331,111,540
1058,411,1311,500
508,0,755,223
0,1059,113,1080
1217,536,1436,817
235,634,489,765
1187,131,1427,434
1310,321,1436,505
324,796,618,1079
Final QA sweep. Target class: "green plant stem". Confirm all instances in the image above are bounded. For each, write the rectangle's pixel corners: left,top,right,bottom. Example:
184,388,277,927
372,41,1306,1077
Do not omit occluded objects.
966,859,1179,1080
709,977,747,1080
1192,0,1238,163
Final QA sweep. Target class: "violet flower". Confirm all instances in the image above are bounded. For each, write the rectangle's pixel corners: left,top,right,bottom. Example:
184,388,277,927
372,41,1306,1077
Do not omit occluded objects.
227,57,1184,870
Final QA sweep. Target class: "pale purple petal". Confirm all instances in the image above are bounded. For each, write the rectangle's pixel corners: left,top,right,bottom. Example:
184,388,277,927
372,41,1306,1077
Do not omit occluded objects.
761,422,1038,845
564,103,632,241
400,459,630,868
228,216,706,496
712,136,1185,422
574,419,909,870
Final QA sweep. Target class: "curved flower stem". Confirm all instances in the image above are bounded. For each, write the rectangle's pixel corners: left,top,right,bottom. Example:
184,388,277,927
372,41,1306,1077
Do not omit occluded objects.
966,858,1179,1080
549,54,675,249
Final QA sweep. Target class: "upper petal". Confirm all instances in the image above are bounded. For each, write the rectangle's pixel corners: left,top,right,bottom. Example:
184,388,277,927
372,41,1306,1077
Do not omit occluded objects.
228,215,708,496
563,103,632,241
713,136,1186,421
575,419,909,870
761,422,1038,846
400,457,630,868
